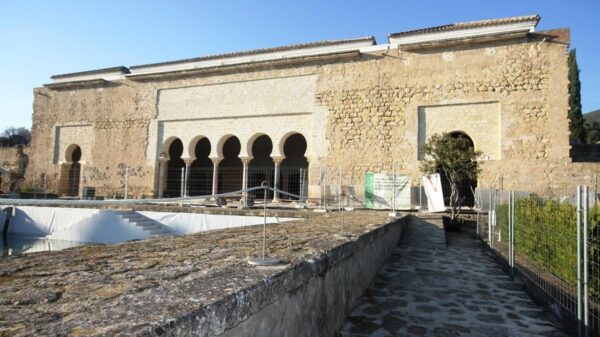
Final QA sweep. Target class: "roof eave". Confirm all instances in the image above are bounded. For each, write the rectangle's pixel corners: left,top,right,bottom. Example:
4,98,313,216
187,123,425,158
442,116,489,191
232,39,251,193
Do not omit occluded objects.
126,50,361,82
388,19,538,45
399,31,530,51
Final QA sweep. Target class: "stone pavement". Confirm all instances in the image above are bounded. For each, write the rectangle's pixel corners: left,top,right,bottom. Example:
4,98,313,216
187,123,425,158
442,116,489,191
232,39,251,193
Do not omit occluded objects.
337,216,570,337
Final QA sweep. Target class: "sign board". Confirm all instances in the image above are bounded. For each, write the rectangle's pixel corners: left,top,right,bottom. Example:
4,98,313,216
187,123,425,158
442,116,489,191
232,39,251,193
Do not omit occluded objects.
365,173,411,210
421,174,445,212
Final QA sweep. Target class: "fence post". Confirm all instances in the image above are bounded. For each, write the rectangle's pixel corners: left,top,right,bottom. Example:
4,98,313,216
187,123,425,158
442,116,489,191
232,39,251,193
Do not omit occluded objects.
577,186,583,337
124,167,129,200
584,185,589,337
511,190,515,271
319,166,324,210
508,190,512,273
392,162,397,214
488,191,492,244
299,168,306,203
349,172,354,210
419,181,423,211
338,165,343,212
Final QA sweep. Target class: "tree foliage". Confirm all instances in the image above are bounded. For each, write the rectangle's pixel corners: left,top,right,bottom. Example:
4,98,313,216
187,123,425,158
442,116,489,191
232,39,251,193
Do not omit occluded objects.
497,197,600,297
568,49,586,144
419,133,481,220
0,127,31,146
585,120,600,144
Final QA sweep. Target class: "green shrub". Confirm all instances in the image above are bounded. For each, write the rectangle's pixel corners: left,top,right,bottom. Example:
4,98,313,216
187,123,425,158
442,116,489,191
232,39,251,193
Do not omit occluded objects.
493,197,600,295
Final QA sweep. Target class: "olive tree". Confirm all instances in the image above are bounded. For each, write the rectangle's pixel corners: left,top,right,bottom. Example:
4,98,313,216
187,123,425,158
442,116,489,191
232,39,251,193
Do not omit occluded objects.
420,132,481,222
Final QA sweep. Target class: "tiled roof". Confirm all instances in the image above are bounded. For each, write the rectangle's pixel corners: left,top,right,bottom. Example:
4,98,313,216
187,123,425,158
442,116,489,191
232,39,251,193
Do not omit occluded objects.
129,36,376,70
389,15,540,38
51,66,130,80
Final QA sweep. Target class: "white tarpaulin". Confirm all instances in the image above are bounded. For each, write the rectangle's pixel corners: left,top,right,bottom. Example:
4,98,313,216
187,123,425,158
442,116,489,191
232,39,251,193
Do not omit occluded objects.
8,206,149,244
365,173,411,210
138,211,295,235
5,206,299,244
421,174,445,212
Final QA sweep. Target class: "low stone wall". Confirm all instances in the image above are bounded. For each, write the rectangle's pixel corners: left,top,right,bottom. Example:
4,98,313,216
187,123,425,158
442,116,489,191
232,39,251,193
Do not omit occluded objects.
0,212,404,337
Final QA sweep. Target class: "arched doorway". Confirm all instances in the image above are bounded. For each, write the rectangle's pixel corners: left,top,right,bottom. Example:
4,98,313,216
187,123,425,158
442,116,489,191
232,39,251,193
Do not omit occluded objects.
280,133,308,200
218,136,243,194
189,138,213,196
165,138,185,197
66,145,81,196
248,135,274,199
439,131,477,207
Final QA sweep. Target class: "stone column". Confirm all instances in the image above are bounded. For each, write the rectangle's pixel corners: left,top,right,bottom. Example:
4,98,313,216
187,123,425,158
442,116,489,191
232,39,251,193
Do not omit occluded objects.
211,158,222,196
242,158,250,191
241,157,251,207
184,158,193,197
78,163,84,199
157,156,169,198
271,156,283,202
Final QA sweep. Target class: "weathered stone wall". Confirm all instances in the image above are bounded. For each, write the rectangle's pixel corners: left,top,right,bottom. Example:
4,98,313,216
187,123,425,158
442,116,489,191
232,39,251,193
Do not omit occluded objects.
316,31,592,196
0,146,28,173
0,145,29,192
29,84,156,197
26,28,597,198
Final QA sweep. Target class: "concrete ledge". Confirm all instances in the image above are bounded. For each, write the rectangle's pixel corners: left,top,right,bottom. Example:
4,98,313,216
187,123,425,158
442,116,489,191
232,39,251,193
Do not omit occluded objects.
0,212,405,337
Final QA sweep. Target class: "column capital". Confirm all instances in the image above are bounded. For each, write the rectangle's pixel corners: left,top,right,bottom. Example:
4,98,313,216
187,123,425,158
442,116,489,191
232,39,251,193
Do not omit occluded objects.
271,156,285,164
158,152,170,163
240,156,253,165
183,158,194,166
210,157,223,165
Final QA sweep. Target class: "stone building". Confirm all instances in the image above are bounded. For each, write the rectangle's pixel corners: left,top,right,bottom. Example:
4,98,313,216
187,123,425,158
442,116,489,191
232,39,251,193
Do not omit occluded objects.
25,15,600,200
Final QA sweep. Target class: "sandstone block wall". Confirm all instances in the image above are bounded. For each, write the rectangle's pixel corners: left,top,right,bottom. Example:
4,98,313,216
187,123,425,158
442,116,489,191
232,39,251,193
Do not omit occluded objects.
26,29,599,198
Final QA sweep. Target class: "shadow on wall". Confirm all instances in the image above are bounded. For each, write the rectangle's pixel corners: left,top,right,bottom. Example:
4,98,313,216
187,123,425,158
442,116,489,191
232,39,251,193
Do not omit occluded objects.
570,144,600,162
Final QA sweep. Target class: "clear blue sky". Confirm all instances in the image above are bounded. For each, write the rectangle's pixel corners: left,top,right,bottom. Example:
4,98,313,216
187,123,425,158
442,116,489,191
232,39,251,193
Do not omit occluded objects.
1,0,598,131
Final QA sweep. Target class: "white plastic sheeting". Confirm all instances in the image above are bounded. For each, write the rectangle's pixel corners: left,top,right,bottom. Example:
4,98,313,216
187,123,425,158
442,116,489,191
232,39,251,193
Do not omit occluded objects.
138,211,295,235
1,235,89,255
5,206,299,244
8,206,149,244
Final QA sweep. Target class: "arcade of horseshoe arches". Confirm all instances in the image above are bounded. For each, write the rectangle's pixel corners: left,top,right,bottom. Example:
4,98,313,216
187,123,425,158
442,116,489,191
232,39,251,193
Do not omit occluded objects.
25,15,600,199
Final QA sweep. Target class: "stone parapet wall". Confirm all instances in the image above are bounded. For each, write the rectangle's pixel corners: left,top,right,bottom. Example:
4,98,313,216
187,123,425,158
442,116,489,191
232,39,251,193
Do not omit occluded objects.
0,211,404,336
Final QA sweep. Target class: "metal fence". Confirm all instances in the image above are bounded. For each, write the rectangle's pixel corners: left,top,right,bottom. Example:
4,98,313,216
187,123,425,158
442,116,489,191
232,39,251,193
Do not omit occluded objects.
164,166,308,201
475,186,599,336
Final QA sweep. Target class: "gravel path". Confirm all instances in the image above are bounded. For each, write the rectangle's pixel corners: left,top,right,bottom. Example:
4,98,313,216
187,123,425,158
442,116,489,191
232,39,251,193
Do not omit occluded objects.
337,216,569,337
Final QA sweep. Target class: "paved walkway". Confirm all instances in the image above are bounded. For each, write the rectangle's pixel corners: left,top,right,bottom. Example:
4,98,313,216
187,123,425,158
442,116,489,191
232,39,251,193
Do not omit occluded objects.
337,216,569,337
